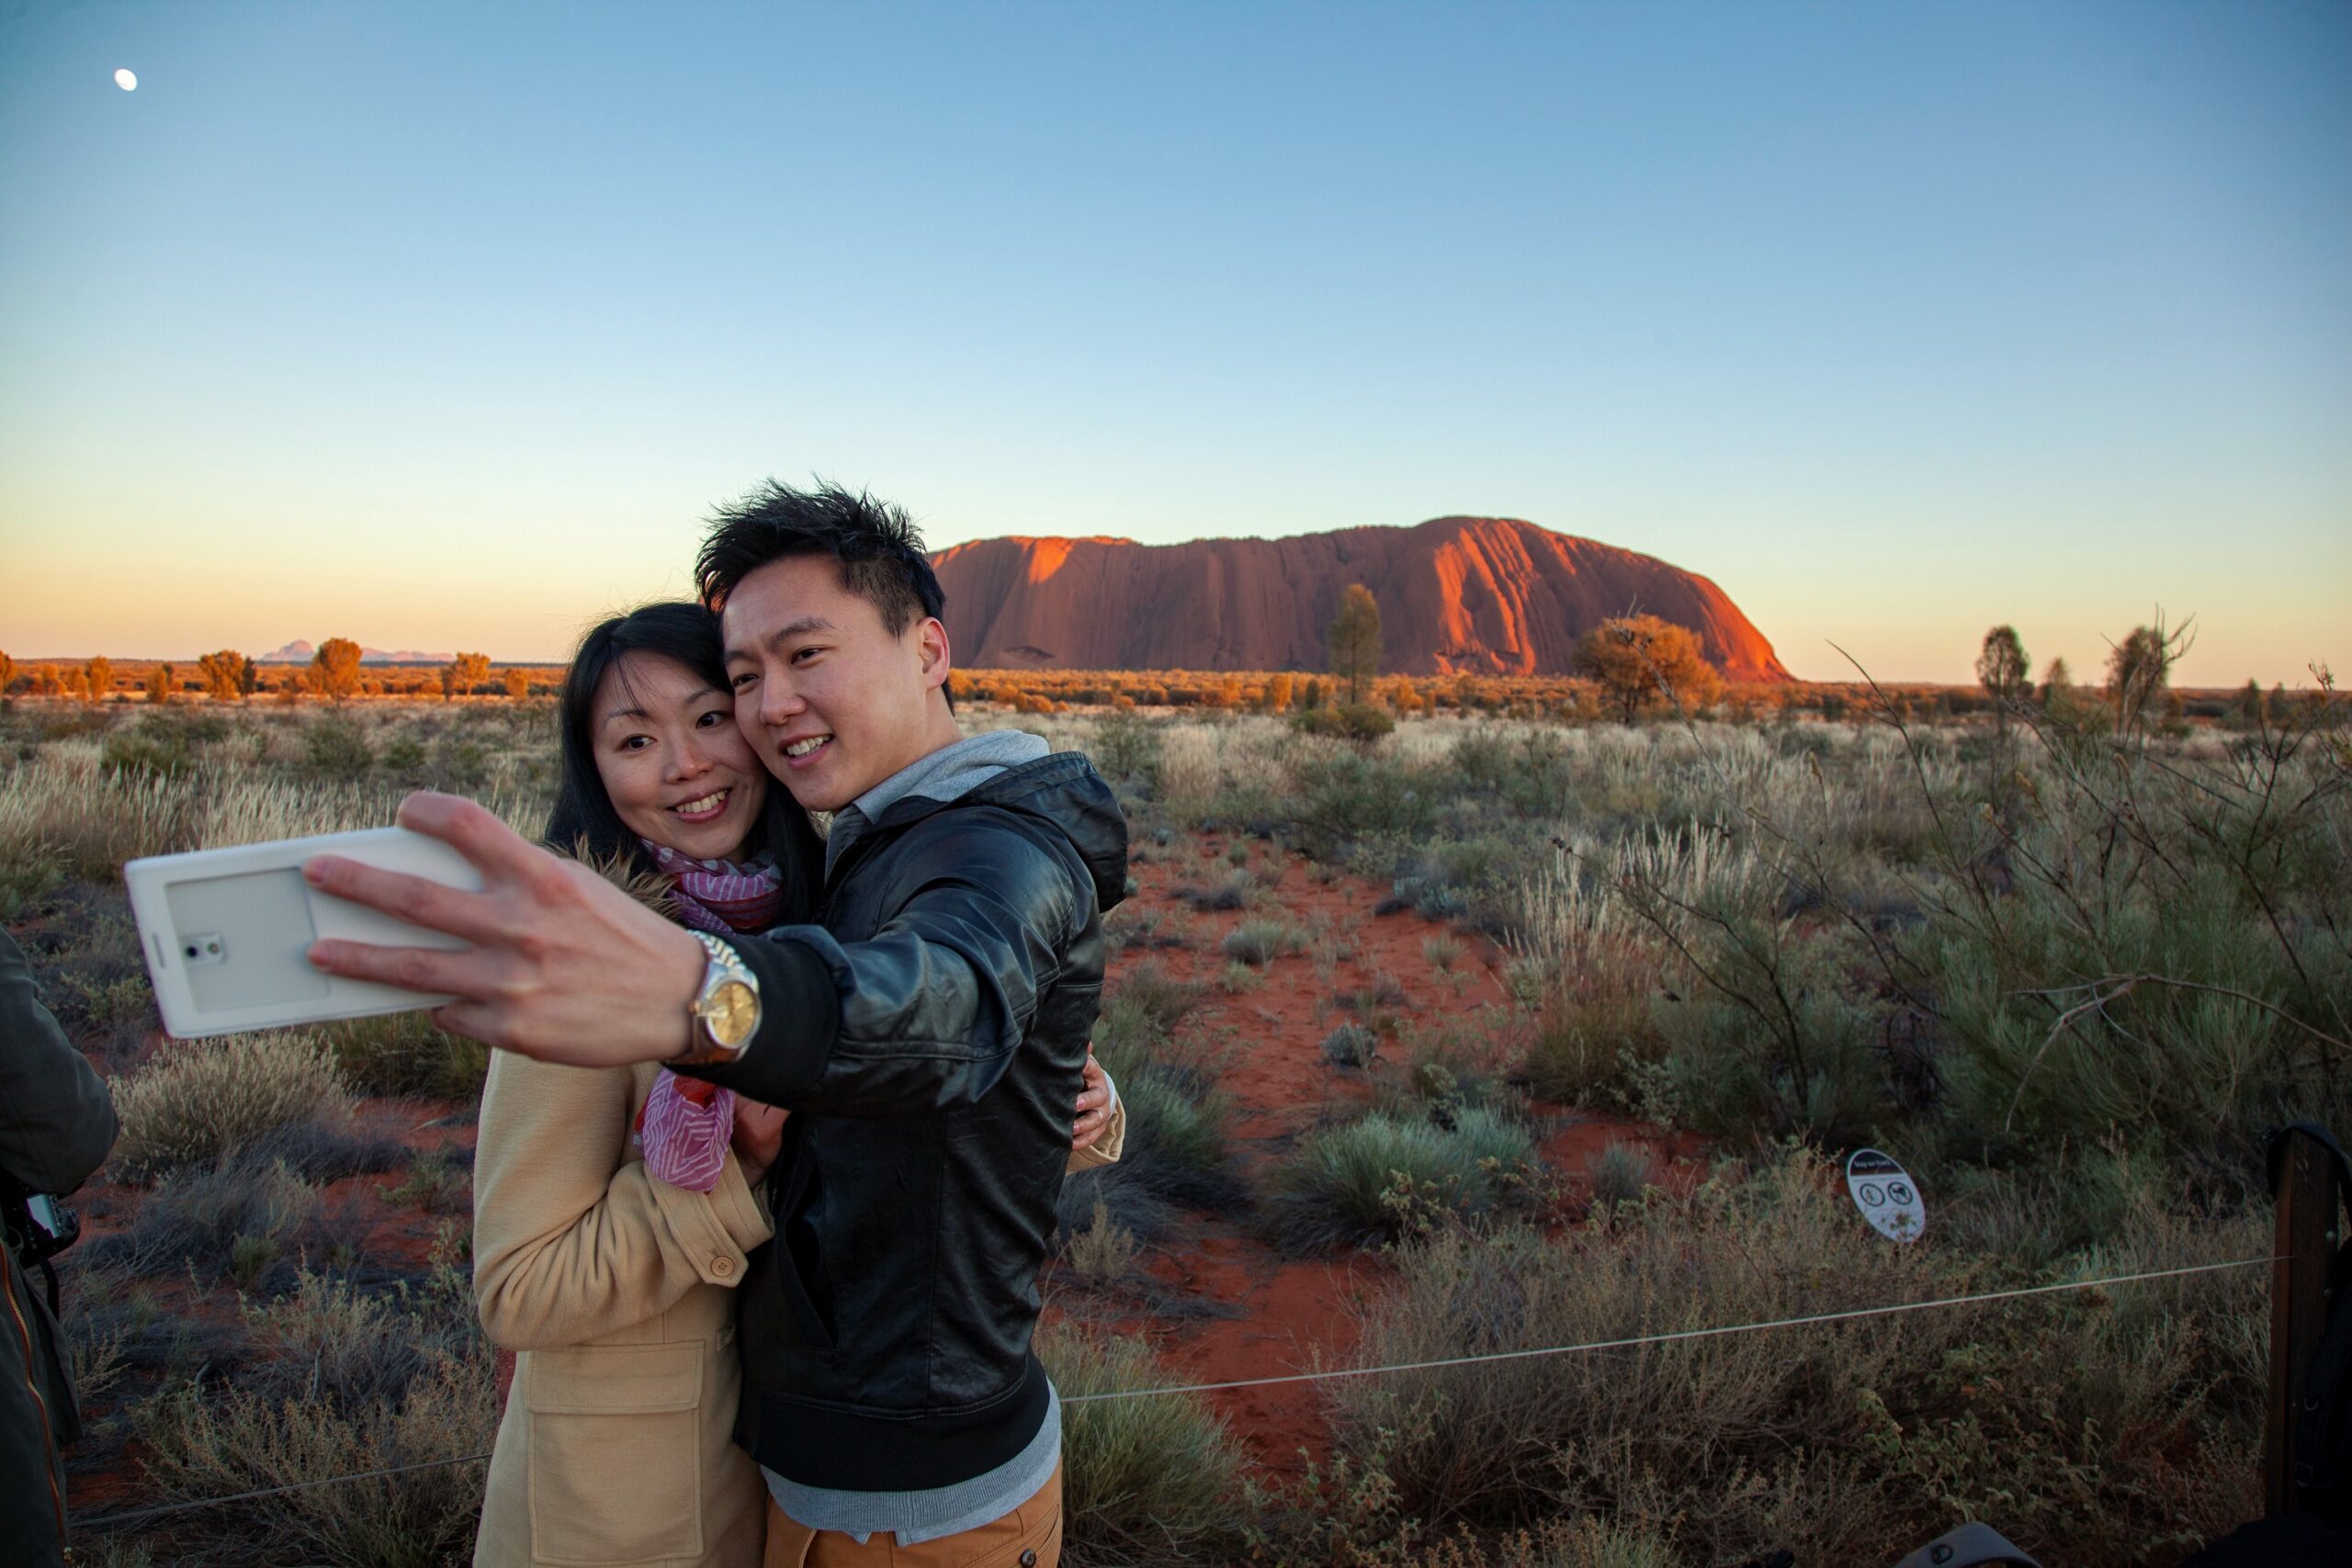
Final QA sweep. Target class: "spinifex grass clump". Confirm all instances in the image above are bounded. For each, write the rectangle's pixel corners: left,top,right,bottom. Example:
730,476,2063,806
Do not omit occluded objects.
1270,1107,1533,1250
110,1033,351,1181
1038,1320,1247,1565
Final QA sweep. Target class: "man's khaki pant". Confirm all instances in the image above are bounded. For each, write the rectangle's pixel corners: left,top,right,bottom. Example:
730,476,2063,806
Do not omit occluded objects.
762,1462,1062,1568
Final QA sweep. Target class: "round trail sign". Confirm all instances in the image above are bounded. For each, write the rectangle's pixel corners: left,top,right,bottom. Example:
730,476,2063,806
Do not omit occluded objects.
1846,1148,1926,1243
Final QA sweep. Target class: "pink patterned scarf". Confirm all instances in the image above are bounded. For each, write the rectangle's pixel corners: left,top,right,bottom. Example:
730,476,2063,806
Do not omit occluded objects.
634,840,785,1192
639,840,786,937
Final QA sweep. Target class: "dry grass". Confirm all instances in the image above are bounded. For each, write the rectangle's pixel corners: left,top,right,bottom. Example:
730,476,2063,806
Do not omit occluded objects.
111,1033,351,1181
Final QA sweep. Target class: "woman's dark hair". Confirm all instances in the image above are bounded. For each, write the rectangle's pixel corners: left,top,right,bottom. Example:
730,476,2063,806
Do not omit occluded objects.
546,601,822,922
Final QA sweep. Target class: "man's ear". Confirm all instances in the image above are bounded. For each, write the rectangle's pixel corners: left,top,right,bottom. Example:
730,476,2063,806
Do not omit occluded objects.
915,616,952,693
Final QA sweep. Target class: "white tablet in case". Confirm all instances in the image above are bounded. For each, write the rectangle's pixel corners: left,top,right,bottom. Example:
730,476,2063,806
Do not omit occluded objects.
124,826,483,1039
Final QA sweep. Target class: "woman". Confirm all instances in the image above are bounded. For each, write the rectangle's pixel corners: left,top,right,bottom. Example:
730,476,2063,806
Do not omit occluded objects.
470,603,1122,1568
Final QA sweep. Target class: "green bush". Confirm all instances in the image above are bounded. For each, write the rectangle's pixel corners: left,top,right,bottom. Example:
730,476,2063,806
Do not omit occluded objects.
1270,1108,1532,1250
305,713,376,779
1282,751,1441,855
1293,703,1396,741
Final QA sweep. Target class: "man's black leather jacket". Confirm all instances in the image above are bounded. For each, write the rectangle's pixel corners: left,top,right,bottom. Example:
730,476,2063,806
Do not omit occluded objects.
689,752,1126,1492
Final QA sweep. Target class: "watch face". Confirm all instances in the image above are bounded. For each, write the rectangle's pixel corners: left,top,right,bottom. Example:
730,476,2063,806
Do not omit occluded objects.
705,979,758,1048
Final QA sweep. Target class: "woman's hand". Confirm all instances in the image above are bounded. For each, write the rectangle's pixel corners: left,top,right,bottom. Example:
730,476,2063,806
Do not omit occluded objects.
1071,1045,1114,1152
731,1096,788,1183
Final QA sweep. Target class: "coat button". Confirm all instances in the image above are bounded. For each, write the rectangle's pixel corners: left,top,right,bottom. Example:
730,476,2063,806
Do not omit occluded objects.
1020,1553,1036,1568
712,1257,735,1277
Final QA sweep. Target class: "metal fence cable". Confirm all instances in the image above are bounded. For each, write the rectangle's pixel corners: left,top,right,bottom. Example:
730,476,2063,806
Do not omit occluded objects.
1058,1253,2278,1403
77,1451,493,1531
74,1252,2275,1530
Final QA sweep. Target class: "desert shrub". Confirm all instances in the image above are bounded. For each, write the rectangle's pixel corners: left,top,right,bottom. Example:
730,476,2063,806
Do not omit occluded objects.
304,712,376,778
94,1156,323,1281
1174,872,1254,912
1583,1141,1652,1206
1421,933,1465,972
1116,1067,1243,1210
1323,1021,1379,1068
100,722,196,780
1293,703,1396,741
137,1341,493,1567
1270,1108,1532,1250
1521,947,1667,1110
1641,918,1889,1143
1283,751,1441,855
1103,903,1193,953
112,1033,351,1181
1218,960,1263,994
1095,962,1202,1052
321,1009,491,1100
1064,1197,1142,1282
1056,1164,1178,1251
1328,1145,2265,1561
1038,1319,1247,1565
242,1117,409,1183
1091,709,1164,784
1450,729,1575,817
1220,918,1298,966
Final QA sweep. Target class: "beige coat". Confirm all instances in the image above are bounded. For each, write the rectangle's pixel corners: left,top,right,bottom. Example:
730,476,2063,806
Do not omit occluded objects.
471,1055,1125,1568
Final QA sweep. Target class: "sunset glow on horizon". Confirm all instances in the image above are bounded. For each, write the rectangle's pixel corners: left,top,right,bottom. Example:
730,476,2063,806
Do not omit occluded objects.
2,3,2345,686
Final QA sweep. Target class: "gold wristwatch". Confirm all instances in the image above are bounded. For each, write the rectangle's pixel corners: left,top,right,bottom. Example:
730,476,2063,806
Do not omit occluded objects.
675,931,761,1065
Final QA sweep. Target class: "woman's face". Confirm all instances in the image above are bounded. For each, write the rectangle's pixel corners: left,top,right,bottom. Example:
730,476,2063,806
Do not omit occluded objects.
591,652,766,861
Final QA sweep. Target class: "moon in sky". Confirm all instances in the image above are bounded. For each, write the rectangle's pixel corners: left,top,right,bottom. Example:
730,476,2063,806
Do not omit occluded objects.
114,68,137,91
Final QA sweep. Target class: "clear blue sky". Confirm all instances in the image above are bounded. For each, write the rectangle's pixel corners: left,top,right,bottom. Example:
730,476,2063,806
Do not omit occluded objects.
2,1,2345,682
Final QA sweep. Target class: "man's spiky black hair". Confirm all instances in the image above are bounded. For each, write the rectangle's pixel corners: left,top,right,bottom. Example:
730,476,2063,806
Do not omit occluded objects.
695,479,946,637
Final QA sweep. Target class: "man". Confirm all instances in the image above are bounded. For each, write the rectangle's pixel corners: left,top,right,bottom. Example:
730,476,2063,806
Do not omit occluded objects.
308,481,1125,1566
3,930,120,1568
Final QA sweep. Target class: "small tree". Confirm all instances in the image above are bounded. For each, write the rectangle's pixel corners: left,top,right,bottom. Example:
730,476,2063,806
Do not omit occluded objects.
146,662,175,704
197,649,247,701
2040,656,2071,704
84,656,112,704
239,656,260,697
1265,672,1295,712
1975,626,2030,706
503,666,532,701
304,637,365,702
2237,679,2266,728
1572,615,1723,722
1326,584,1383,706
0,651,14,695
2105,615,2191,735
445,651,491,699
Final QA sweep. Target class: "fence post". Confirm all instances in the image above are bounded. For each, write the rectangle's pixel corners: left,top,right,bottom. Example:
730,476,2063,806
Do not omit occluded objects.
2266,1126,2341,1516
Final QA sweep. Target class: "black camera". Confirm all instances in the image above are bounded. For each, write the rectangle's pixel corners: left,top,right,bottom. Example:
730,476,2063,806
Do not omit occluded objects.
3,1174,81,1314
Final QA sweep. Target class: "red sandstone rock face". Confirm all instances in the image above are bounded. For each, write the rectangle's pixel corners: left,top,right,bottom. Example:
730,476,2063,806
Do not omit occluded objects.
932,516,1792,682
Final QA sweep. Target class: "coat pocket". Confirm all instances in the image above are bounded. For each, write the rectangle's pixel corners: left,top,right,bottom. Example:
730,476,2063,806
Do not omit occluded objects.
525,1342,703,1565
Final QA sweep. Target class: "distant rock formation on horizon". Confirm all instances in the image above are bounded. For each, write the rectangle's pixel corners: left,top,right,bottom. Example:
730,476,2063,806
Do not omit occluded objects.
257,639,455,666
930,516,1791,682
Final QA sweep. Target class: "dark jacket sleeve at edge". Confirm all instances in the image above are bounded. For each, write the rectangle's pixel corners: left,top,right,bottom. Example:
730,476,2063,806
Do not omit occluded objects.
0,931,117,1196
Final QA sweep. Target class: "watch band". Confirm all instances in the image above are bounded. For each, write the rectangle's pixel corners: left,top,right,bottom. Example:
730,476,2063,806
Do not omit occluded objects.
673,931,761,1066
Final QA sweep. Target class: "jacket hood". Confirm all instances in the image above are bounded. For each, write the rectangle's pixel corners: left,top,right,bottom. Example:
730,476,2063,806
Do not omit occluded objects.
868,752,1129,914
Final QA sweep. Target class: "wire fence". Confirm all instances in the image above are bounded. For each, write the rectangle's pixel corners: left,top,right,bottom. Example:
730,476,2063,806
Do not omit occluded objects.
74,1250,2274,1532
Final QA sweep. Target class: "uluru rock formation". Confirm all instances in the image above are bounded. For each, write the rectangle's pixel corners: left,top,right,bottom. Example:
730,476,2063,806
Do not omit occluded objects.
932,516,1791,682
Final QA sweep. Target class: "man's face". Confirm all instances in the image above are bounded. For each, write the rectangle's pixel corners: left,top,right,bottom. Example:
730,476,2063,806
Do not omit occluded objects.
721,555,951,814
